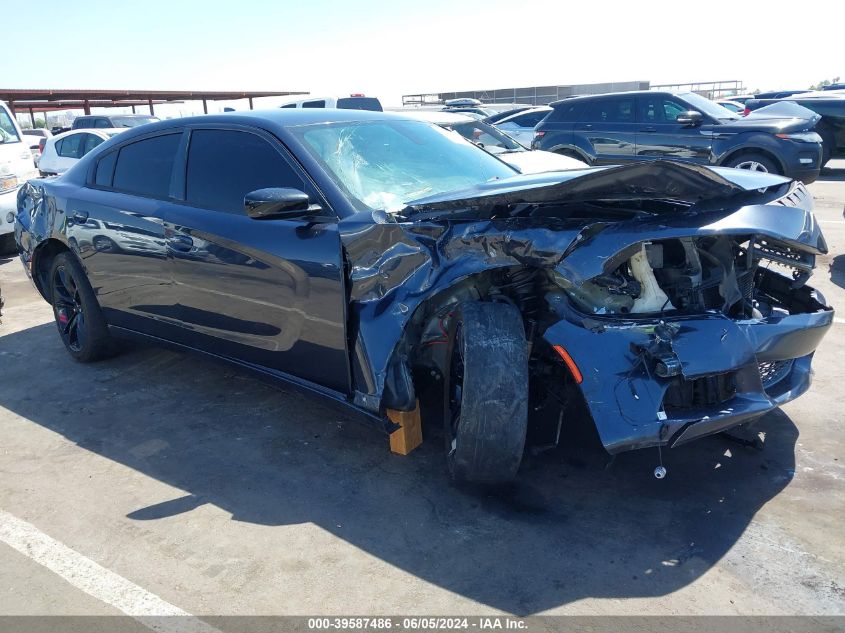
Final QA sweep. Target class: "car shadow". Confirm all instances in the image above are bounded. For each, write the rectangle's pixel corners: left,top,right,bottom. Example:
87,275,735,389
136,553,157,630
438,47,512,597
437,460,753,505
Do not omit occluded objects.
817,164,845,182
0,323,799,615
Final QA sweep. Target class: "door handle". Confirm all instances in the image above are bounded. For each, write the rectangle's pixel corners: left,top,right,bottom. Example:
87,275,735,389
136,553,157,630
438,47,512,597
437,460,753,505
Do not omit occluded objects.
639,127,657,132
71,210,89,223
577,124,593,130
167,234,194,252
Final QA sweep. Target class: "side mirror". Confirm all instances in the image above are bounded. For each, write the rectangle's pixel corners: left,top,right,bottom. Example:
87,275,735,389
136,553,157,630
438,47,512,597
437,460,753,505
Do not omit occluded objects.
676,110,703,126
244,188,319,220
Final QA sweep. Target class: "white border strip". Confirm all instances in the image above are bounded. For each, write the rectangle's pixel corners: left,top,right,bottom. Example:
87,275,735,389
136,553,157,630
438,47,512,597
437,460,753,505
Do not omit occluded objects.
0,509,221,633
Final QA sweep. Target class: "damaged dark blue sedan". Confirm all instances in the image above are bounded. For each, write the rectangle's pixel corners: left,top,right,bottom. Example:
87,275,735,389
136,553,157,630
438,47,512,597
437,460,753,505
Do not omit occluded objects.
14,110,834,483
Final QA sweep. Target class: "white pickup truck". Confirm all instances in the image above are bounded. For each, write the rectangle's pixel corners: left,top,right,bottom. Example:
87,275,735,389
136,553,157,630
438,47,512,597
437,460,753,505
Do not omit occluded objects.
1,100,38,252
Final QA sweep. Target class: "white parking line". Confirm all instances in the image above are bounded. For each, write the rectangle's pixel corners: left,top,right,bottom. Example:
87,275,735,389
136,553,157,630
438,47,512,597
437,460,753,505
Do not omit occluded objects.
0,509,221,633
819,220,845,224
835,318,845,326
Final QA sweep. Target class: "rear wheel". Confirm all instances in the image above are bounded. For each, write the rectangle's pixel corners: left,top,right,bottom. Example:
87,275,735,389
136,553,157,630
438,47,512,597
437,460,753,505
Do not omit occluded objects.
49,252,115,362
442,301,529,483
724,152,780,175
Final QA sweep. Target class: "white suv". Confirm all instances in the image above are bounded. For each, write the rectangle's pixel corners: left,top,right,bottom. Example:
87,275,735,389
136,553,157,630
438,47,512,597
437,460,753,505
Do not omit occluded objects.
0,101,38,252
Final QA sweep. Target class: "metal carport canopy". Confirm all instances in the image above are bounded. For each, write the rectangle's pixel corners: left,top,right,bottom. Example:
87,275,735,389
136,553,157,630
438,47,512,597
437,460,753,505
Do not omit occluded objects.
0,88,308,120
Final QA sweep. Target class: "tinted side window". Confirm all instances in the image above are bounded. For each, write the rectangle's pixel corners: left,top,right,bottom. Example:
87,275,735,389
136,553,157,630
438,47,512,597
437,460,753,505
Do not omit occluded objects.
112,133,181,198
94,119,112,128
336,97,382,111
513,111,549,127
73,118,90,128
580,98,634,123
302,100,326,108
81,133,105,156
639,97,690,123
57,134,84,158
547,102,583,123
662,99,688,122
185,130,306,214
95,150,117,187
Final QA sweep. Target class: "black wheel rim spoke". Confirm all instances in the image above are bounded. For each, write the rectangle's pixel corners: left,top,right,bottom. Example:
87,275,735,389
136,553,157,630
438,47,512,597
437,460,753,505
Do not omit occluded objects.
53,264,85,353
73,311,86,350
63,311,78,335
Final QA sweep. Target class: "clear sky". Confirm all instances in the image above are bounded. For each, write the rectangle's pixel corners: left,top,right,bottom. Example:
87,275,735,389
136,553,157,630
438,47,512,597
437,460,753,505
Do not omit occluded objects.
3,0,841,118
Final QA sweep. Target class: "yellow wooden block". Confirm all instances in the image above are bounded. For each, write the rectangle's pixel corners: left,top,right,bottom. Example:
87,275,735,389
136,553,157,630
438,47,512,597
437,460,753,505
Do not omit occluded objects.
388,399,423,455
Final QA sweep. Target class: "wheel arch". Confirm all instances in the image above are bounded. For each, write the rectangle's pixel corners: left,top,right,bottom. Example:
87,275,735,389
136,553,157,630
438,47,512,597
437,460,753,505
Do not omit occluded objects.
718,146,786,174
547,143,592,163
381,266,541,412
31,238,73,301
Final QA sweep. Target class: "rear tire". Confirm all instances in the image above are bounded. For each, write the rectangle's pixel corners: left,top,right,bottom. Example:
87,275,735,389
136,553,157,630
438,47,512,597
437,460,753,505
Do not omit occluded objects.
49,252,115,362
724,152,780,175
442,301,529,483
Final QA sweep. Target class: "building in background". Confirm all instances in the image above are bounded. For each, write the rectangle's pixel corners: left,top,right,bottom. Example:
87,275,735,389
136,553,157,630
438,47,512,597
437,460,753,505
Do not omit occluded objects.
403,80,650,106
403,79,747,106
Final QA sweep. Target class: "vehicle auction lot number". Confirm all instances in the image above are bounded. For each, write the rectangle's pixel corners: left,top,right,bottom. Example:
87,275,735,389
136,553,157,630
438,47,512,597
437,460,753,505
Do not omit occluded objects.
308,617,528,631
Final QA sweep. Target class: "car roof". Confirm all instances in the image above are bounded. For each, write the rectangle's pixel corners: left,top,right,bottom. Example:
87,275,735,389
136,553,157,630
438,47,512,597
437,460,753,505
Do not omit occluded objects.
549,90,662,106
395,110,477,125
82,109,450,149
497,106,551,121
112,108,444,136
51,128,127,141
76,113,155,120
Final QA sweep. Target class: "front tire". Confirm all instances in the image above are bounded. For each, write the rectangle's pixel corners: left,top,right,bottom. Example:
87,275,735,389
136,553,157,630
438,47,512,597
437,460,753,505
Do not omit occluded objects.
442,301,529,483
49,252,114,362
724,152,780,175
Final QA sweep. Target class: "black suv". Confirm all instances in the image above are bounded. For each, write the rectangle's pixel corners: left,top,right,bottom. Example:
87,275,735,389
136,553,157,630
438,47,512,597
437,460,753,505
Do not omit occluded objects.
533,91,823,183
72,114,159,130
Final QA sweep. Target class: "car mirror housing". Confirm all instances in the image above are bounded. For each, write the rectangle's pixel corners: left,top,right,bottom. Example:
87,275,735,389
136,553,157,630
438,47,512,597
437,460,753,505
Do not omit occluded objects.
676,110,703,126
244,188,320,220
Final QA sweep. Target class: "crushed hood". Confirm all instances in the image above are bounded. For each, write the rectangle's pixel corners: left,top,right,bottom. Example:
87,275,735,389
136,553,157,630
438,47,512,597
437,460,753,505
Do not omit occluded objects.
400,160,789,219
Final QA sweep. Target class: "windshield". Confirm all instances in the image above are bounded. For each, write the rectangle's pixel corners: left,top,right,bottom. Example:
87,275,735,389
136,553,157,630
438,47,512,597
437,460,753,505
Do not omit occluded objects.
0,107,21,144
678,92,740,120
110,115,159,128
292,120,516,212
449,121,523,153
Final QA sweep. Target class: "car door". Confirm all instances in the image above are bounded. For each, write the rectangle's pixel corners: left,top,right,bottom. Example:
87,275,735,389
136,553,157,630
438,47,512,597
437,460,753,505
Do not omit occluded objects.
68,131,179,338
162,125,350,395
574,96,638,163
497,110,549,146
635,94,712,163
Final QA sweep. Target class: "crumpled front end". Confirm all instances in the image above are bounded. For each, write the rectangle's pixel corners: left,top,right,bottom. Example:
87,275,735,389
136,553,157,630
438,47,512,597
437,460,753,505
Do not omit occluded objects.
544,285,831,453
342,161,833,453
541,182,833,452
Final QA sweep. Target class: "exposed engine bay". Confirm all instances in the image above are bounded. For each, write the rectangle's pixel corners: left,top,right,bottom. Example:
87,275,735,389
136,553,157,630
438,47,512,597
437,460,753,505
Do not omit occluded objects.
553,234,816,319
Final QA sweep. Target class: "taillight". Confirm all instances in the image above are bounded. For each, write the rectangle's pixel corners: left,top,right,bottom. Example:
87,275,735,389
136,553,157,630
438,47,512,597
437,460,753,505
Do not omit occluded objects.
534,130,546,138
742,108,750,116
38,138,46,154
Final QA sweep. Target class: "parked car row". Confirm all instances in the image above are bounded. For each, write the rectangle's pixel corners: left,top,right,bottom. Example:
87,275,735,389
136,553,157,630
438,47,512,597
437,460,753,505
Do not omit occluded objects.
473,91,824,183
397,110,586,173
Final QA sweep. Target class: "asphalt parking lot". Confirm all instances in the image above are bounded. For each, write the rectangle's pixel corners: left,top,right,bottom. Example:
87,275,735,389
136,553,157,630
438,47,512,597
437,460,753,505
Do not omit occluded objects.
1,162,844,620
